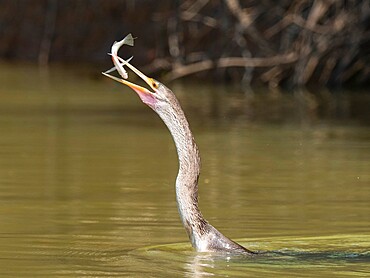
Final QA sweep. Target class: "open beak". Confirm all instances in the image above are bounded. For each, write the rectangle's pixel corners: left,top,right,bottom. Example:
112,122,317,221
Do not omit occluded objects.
103,59,156,97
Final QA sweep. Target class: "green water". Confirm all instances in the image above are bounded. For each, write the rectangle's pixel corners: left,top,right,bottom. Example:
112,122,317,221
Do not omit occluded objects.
0,64,369,276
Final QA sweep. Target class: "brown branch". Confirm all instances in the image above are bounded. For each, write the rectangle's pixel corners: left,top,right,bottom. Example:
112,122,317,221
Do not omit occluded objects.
319,56,337,85
180,0,217,27
181,0,210,20
225,0,253,27
167,53,298,80
225,0,274,55
301,55,319,84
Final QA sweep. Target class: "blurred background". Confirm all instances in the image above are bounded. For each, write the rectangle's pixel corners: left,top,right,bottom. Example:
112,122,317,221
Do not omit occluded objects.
0,0,369,87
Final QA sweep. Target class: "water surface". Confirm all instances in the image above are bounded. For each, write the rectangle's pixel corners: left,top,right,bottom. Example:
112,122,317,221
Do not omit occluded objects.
0,64,369,276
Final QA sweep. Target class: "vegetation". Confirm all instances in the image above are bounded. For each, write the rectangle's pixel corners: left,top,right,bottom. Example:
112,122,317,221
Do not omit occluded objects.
0,0,368,88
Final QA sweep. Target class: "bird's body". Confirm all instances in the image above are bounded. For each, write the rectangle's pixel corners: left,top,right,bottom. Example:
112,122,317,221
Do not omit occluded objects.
103,38,255,254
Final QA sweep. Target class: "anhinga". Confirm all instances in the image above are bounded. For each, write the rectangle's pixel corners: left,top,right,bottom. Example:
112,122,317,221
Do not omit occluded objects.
103,36,255,254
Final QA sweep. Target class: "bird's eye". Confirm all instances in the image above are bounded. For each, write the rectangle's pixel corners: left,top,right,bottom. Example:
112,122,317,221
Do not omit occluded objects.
152,81,159,89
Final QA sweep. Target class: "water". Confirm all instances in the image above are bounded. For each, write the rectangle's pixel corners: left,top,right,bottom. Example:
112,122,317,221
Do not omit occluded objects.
0,64,369,276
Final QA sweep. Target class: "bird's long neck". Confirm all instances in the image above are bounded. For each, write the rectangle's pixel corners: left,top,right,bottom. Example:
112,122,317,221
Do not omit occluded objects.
156,102,208,246
152,94,254,254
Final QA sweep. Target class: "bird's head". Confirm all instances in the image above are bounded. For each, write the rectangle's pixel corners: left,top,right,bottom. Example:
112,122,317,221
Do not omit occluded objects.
103,62,175,111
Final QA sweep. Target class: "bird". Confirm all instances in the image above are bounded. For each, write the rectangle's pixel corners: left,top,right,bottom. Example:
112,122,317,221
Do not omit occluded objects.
103,56,255,255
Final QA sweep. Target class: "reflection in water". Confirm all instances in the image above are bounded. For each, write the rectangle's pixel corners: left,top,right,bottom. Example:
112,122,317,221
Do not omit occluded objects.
139,235,370,277
0,65,369,276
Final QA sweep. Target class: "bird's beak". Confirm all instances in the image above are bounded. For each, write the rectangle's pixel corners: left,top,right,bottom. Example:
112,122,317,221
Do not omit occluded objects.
102,61,156,97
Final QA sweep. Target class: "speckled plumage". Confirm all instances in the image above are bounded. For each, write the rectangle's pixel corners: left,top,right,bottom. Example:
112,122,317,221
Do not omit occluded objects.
146,83,255,254
104,46,254,254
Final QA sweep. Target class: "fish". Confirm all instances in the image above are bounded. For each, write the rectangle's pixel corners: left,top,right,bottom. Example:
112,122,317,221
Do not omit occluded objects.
104,33,134,79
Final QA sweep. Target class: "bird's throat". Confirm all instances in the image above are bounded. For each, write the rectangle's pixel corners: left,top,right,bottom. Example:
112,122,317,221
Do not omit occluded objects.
155,103,207,243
